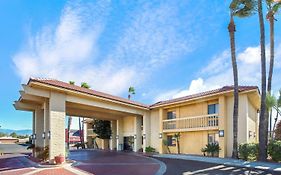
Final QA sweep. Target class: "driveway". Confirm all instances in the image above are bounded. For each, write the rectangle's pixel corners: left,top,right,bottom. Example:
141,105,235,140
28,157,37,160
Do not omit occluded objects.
155,157,278,175
69,150,163,175
0,143,31,154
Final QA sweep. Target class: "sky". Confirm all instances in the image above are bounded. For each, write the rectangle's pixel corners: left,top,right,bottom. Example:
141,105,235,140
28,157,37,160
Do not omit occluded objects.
0,0,281,130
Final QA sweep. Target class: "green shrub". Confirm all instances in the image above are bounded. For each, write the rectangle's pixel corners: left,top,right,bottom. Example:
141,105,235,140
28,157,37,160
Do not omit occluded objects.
145,146,156,153
268,140,281,162
238,143,258,161
201,143,220,157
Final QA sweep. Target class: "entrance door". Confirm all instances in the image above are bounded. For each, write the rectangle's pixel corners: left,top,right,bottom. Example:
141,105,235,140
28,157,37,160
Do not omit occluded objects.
123,136,134,151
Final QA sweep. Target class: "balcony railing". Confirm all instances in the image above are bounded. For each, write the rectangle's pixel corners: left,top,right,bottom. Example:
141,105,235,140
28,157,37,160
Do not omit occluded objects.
163,114,219,132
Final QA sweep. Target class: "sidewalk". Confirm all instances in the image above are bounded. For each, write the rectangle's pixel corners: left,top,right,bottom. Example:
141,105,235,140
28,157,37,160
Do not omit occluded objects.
153,154,281,172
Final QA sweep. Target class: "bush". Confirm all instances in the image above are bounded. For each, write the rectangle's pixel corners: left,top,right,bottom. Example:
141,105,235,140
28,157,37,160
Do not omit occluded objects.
201,143,220,157
145,146,156,153
238,143,258,161
268,140,281,162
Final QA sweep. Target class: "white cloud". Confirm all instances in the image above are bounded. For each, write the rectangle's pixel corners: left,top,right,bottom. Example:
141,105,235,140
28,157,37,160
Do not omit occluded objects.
13,1,196,96
155,44,281,102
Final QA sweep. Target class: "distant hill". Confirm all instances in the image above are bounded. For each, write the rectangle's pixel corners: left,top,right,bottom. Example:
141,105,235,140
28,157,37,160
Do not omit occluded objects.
0,129,32,135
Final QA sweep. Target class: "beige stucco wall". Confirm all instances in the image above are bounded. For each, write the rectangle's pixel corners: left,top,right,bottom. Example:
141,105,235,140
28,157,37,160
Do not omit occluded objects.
123,116,135,136
248,99,258,143
150,109,160,152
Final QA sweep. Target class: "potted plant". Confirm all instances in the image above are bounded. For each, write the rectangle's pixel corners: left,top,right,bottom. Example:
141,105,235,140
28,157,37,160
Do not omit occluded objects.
55,154,65,164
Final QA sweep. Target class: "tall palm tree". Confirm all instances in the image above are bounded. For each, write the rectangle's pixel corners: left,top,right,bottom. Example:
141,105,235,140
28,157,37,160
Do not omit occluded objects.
266,0,281,138
80,82,91,148
228,0,256,159
257,0,268,161
67,81,75,150
128,86,135,100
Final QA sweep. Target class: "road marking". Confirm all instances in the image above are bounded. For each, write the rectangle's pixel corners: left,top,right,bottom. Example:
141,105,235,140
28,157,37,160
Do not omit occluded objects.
183,165,225,175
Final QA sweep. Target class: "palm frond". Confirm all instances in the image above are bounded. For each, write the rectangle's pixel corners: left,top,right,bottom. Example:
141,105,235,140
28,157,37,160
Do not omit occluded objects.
230,0,257,17
266,92,277,110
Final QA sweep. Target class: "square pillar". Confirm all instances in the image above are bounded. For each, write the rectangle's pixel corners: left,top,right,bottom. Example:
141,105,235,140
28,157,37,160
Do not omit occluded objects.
48,92,66,163
44,101,49,147
32,112,36,156
110,120,117,150
35,108,44,148
116,118,123,151
143,113,150,152
159,108,164,154
134,116,142,152
219,96,227,158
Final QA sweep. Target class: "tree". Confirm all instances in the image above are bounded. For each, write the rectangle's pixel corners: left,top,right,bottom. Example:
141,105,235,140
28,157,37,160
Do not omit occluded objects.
10,132,17,138
162,139,171,153
173,132,181,154
266,0,281,138
79,82,91,148
128,86,135,100
273,90,281,135
275,120,281,140
92,119,112,140
258,0,268,161
228,0,256,159
81,82,91,89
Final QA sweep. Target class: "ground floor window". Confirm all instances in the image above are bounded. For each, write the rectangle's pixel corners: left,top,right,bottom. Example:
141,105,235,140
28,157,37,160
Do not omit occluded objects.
167,135,176,146
208,133,219,144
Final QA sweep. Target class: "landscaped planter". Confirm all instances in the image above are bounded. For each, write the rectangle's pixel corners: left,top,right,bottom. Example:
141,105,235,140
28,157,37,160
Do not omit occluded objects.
54,154,65,164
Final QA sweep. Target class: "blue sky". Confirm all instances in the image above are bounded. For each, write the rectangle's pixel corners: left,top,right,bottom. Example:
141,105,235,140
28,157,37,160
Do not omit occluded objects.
0,0,281,130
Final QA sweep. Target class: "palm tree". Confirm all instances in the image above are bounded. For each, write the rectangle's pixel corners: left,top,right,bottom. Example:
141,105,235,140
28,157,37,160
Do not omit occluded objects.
228,0,256,159
273,90,281,138
79,82,91,148
128,86,135,100
266,0,281,139
173,133,181,154
67,81,75,150
257,0,268,161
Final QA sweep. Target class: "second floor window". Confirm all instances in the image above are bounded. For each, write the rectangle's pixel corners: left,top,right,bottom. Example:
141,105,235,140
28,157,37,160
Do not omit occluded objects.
208,104,219,114
167,111,176,119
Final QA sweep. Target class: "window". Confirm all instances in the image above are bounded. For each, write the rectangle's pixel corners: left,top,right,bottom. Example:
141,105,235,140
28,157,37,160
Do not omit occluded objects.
208,133,219,144
208,104,219,126
167,111,176,120
208,104,219,114
167,135,176,146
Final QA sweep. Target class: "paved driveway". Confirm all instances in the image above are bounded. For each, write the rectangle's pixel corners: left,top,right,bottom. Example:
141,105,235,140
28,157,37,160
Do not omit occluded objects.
70,150,163,175
155,157,278,175
0,144,31,154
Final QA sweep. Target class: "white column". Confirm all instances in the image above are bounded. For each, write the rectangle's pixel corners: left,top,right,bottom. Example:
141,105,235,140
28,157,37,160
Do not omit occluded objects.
32,111,36,156
44,101,49,147
110,120,117,150
35,108,44,148
134,116,142,152
143,113,150,152
116,118,123,151
48,92,66,163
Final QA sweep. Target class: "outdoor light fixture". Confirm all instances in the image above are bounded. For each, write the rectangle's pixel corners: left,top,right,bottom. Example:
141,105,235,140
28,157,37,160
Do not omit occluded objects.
218,130,224,137
34,134,36,140
159,133,162,139
143,134,146,139
116,135,119,139
48,131,51,139
134,134,137,139
42,132,45,139
110,136,112,139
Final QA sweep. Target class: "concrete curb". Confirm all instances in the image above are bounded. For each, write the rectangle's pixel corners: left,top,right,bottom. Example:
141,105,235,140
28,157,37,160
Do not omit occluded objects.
153,154,281,172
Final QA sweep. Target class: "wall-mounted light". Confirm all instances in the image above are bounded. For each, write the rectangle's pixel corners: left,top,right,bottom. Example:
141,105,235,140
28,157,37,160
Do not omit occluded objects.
218,130,224,137
143,134,146,139
159,133,162,139
110,135,112,139
249,131,252,138
42,132,45,139
253,132,256,138
134,134,137,139
116,135,119,139
47,131,51,139
33,134,36,140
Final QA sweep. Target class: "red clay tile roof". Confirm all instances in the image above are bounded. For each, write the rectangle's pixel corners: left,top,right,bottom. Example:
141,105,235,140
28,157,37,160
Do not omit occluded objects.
150,86,259,108
28,78,149,109
28,78,258,109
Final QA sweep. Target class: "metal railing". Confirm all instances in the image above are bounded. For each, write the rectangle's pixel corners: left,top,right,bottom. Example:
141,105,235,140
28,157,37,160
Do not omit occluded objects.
163,114,219,132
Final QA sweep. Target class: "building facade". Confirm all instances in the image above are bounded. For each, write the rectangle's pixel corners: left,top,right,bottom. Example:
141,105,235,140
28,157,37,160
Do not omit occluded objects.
14,78,260,162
